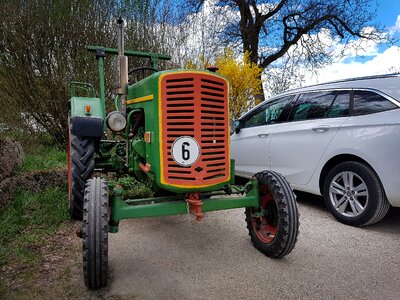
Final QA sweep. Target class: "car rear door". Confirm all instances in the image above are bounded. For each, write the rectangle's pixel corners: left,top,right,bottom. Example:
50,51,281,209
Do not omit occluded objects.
231,95,294,178
269,91,350,186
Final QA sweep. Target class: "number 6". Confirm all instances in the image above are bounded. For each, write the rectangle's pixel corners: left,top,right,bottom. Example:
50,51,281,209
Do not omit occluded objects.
182,142,190,160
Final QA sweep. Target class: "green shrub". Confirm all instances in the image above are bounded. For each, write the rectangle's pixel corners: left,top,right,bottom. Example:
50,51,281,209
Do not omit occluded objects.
107,176,153,199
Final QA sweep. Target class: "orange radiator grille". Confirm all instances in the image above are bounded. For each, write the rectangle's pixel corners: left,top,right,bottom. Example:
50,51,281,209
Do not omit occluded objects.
160,72,230,187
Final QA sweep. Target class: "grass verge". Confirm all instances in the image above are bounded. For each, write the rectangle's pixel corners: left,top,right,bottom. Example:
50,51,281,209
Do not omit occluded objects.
0,185,69,264
0,185,69,292
17,145,66,173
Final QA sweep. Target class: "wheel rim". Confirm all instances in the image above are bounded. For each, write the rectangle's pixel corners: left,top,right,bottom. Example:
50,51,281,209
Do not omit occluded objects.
329,171,369,217
250,185,278,244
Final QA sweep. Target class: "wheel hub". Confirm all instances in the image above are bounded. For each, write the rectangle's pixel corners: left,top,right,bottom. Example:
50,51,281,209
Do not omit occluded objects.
250,187,278,244
329,171,368,218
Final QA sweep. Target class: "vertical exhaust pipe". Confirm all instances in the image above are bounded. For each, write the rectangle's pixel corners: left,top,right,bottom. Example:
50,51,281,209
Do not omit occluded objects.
117,17,128,115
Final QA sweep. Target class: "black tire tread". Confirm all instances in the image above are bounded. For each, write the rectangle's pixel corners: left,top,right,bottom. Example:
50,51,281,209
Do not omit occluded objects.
246,170,299,258
69,133,95,220
83,177,109,289
324,161,390,226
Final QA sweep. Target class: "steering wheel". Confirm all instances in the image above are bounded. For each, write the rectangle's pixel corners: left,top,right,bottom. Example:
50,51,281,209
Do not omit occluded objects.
128,67,158,83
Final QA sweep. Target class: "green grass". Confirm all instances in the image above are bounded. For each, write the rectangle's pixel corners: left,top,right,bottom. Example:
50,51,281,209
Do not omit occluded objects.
0,185,69,267
108,176,153,199
17,145,67,173
0,140,69,294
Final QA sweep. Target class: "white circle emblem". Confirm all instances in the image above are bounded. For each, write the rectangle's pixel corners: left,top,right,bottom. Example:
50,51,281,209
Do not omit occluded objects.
171,136,200,166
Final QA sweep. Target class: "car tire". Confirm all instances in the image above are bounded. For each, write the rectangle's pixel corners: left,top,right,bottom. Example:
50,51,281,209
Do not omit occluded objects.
323,161,390,226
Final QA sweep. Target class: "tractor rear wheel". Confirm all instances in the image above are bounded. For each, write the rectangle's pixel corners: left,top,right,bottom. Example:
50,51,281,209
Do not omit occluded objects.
83,177,109,289
245,171,299,258
68,122,95,220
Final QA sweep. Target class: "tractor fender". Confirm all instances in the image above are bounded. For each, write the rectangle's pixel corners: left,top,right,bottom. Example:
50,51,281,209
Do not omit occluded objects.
70,96,105,137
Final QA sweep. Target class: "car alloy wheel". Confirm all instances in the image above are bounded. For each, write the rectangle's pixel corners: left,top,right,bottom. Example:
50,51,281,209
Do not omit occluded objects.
324,161,390,226
329,171,368,218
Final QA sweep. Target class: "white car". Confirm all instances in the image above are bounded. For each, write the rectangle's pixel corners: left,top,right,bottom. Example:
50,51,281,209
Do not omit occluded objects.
231,74,400,226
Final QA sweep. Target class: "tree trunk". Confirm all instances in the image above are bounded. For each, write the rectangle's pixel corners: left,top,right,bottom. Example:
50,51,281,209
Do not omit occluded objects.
255,72,265,104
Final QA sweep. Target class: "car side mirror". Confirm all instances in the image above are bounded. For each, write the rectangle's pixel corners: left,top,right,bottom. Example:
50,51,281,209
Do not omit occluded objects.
230,120,241,134
235,120,242,134
230,119,236,135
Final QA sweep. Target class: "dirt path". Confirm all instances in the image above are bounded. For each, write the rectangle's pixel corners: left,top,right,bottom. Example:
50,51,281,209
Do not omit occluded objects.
104,200,400,300
1,223,86,299
3,196,400,300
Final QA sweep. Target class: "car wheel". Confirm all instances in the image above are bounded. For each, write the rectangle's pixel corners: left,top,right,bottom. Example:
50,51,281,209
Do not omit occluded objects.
323,161,390,226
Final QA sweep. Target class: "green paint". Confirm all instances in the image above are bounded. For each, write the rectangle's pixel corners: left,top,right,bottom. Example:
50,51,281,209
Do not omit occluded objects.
110,188,259,223
124,108,142,137
87,46,171,70
70,96,104,119
97,56,106,119
69,82,96,98
109,179,259,225
132,139,145,158
230,159,236,184
94,141,126,171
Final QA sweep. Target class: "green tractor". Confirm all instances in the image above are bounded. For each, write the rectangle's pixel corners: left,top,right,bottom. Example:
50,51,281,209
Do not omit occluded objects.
68,18,299,289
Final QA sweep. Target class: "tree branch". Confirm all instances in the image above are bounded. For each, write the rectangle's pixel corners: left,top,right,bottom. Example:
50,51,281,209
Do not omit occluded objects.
261,0,288,22
260,13,371,69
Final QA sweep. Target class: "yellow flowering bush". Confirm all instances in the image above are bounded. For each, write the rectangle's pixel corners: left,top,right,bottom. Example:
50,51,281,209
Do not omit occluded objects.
185,49,262,119
216,49,262,119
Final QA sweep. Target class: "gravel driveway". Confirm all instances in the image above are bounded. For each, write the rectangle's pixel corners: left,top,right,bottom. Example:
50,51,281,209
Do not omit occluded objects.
105,194,400,299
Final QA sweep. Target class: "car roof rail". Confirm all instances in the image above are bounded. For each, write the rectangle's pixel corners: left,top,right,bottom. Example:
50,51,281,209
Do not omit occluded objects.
320,73,400,84
288,73,400,92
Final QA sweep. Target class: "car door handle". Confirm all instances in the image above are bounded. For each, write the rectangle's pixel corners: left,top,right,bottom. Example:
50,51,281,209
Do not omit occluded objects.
312,126,330,132
258,133,269,138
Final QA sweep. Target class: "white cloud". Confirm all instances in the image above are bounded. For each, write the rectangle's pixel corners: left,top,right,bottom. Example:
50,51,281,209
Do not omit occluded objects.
335,37,381,60
303,18,400,86
389,15,400,33
179,0,234,62
178,1,400,96
306,46,400,85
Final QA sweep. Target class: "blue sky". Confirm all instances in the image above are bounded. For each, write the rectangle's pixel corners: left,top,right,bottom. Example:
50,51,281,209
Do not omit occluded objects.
374,0,400,53
376,0,400,29
304,0,400,84
186,0,400,86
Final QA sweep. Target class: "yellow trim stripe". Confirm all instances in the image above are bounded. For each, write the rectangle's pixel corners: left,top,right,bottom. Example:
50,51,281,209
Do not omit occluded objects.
159,74,166,185
126,94,153,105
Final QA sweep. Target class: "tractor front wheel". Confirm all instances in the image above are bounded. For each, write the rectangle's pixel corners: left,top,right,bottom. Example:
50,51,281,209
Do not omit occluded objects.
245,171,299,258
83,177,109,289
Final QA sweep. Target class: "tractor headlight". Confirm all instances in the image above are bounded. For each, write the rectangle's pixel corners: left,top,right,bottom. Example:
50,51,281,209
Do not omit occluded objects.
106,111,126,132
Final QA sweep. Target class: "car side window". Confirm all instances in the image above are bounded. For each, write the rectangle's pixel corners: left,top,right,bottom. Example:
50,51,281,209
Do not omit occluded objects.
326,91,350,118
288,92,336,121
353,90,398,115
242,95,294,128
242,108,266,128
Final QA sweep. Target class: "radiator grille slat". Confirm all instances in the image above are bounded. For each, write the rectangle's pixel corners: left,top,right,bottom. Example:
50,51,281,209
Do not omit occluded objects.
160,73,229,187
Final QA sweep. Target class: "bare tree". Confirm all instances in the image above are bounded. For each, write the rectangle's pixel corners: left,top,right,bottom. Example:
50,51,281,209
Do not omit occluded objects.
190,0,387,102
0,0,113,146
0,0,178,146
